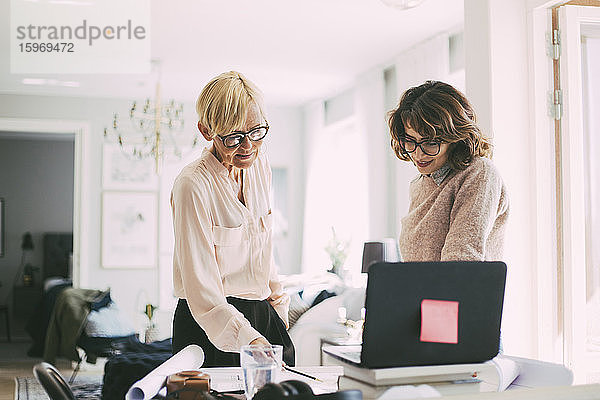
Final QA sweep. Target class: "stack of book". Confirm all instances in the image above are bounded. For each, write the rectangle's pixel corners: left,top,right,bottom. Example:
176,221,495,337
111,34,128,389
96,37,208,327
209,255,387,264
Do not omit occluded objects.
322,346,520,400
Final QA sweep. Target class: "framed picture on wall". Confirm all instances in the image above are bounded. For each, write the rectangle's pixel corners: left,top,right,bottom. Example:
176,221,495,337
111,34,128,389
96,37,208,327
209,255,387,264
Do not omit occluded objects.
101,191,157,268
102,143,158,191
0,198,4,257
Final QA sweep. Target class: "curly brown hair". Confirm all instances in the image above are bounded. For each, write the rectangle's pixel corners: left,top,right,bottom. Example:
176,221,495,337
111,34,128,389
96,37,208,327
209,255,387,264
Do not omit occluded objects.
388,80,492,170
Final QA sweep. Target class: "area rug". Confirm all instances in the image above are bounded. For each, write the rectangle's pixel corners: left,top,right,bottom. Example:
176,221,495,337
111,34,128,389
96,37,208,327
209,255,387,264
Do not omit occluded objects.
15,375,103,400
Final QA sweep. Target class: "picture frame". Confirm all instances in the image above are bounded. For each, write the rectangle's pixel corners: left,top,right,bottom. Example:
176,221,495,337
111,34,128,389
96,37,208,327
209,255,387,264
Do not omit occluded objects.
102,143,158,191
0,198,4,257
101,191,157,268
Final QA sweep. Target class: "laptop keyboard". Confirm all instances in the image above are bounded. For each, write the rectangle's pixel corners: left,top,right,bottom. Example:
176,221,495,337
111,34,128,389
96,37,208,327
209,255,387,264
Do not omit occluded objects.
339,349,361,363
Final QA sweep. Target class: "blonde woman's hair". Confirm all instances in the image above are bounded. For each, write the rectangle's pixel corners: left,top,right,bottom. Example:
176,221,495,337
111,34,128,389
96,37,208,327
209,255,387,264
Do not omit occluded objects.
196,71,266,137
388,80,492,170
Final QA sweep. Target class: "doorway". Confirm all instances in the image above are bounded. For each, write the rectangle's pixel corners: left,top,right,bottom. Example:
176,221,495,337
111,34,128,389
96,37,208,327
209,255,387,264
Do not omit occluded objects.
0,131,74,337
0,118,90,339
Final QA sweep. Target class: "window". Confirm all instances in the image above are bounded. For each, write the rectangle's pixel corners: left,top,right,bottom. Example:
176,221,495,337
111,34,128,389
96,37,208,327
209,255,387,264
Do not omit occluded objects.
301,116,369,279
582,31,600,377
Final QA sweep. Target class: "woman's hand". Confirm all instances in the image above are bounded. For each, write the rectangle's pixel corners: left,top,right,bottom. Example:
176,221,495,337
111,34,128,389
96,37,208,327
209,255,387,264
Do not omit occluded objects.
249,337,271,347
248,337,283,366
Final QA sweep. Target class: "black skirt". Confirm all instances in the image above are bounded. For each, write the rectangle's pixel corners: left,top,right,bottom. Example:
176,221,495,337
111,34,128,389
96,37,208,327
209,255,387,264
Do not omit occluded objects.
172,297,295,367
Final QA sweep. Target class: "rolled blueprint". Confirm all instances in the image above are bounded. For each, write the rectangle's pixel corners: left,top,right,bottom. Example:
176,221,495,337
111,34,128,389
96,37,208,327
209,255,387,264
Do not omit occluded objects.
490,355,520,391
126,344,205,400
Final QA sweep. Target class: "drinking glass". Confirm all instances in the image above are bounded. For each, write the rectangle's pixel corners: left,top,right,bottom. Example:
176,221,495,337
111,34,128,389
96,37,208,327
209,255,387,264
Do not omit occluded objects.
240,344,283,399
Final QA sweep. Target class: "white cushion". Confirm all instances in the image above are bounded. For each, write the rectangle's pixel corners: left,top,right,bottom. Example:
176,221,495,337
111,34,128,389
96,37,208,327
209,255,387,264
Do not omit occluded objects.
85,302,136,337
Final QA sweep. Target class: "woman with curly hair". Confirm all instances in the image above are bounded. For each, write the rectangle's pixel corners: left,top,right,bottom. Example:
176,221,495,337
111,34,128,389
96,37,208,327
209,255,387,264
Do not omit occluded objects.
388,80,509,262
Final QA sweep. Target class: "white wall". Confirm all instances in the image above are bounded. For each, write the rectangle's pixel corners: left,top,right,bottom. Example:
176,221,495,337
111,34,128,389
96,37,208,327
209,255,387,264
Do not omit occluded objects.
0,136,74,304
0,94,305,333
0,94,163,332
464,0,536,358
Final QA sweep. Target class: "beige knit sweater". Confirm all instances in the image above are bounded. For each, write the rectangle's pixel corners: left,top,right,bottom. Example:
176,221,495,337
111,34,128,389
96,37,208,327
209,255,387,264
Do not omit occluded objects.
399,157,509,262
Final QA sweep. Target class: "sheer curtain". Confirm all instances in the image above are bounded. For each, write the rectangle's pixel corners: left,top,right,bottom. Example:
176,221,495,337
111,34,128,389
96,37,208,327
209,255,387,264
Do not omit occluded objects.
300,33,463,276
355,69,393,241
301,102,369,277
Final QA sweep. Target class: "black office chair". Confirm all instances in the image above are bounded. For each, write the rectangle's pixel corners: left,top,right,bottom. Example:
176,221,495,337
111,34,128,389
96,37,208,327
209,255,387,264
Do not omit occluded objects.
34,362,104,400
33,362,76,400
69,332,135,383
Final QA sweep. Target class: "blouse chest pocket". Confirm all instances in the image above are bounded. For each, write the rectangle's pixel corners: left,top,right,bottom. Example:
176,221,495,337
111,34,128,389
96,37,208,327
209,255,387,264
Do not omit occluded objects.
258,211,273,245
259,211,273,232
213,225,247,246
212,225,249,274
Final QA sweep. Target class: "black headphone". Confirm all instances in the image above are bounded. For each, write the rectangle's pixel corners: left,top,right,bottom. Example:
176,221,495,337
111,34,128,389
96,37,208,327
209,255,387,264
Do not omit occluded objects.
253,380,362,400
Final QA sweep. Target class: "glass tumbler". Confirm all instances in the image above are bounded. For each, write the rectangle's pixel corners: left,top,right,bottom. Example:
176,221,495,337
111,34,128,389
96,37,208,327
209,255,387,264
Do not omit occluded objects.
240,344,283,399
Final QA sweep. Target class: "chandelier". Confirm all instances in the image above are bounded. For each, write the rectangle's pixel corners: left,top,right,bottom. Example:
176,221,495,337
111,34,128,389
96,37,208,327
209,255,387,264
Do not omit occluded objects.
104,60,199,173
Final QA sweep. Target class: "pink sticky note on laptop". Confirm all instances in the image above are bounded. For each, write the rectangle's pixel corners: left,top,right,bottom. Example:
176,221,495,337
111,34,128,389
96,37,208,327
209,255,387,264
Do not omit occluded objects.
420,299,459,344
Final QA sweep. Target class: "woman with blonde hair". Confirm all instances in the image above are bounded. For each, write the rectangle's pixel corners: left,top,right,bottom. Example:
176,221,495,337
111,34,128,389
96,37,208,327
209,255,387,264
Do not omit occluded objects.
170,71,294,366
388,80,509,262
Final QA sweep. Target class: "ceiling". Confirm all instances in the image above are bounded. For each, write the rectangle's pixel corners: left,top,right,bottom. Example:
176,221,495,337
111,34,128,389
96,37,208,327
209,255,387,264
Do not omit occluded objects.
0,0,464,107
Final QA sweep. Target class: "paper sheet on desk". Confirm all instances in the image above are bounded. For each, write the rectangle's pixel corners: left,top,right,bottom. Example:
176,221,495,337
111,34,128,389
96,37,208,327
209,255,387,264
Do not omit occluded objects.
203,368,245,392
279,366,343,394
204,366,344,395
125,345,205,400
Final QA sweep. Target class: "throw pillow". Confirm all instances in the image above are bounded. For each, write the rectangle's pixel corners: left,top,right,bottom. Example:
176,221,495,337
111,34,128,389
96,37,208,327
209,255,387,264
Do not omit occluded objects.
311,289,337,308
90,290,112,311
288,292,310,329
85,302,136,337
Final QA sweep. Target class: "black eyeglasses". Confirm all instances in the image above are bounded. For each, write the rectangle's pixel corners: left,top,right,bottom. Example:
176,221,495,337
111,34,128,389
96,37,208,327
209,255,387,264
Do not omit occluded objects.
399,136,442,156
217,124,269,148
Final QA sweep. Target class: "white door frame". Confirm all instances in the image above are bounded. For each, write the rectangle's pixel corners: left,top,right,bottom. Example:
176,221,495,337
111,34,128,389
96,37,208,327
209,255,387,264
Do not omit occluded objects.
527,0,565,364
0,117,91,288
528,0,600,379
558,5,600,382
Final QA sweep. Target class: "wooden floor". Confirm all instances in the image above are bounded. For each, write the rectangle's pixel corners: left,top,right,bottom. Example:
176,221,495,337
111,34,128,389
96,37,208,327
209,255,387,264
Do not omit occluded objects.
0,317,74,400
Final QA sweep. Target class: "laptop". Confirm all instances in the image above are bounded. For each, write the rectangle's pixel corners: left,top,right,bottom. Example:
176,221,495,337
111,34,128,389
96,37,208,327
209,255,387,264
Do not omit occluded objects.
326,261,507,369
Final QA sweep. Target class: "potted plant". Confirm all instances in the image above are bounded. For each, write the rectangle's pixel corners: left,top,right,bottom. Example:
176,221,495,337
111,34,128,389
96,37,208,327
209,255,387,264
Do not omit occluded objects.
324,227,350,278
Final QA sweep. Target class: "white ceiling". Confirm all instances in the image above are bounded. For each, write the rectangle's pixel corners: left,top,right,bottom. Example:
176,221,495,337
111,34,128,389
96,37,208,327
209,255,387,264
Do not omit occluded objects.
0,0,464,106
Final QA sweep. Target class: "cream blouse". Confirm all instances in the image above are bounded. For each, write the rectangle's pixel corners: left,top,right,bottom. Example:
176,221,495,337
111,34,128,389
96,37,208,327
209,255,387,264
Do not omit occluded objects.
170,148,289,353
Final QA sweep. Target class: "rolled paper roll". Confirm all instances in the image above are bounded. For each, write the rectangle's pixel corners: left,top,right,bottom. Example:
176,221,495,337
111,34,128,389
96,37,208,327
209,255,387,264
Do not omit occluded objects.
125,345,205,400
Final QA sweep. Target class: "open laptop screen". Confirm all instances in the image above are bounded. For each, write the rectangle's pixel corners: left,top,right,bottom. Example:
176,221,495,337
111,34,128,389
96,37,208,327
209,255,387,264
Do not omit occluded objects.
360,261,507,368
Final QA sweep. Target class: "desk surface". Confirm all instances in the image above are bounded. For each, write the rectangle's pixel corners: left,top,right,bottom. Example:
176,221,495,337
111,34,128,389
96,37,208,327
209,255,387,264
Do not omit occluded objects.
427,384,600,400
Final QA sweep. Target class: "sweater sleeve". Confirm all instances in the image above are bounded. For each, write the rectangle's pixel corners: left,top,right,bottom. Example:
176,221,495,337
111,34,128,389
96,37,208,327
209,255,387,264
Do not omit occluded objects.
171,176,264,352
440,162,504,261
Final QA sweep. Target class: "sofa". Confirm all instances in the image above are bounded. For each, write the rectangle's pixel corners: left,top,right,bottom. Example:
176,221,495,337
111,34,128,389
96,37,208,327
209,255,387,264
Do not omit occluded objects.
284,272,366,366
